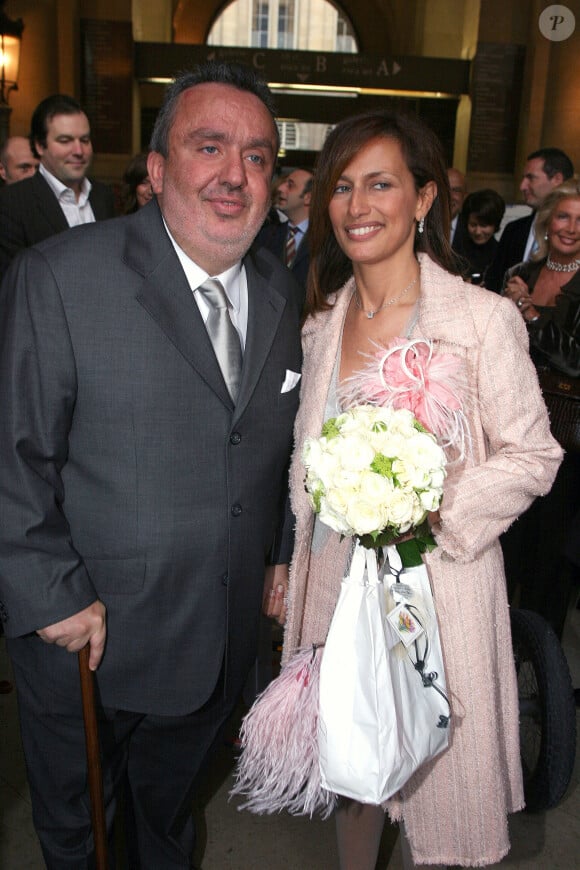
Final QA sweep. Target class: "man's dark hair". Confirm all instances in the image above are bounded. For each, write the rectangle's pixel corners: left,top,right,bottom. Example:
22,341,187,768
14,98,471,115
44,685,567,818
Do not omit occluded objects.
149,61,280,159
29,94,87,158
527,147,574,181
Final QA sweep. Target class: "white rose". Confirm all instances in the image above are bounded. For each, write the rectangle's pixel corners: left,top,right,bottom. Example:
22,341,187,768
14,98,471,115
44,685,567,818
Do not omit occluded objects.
311,448,342,489
389,408,417,437
326,484,358,517
384,489,415,532
429,468,446,489
319,499,353,535
419,488,442,512
334,409,366,434
392,457,430,489
411,499,428,527
303,437,324,468
358,470,393,503
345,496,388,536
338,435,376,472
410,434,446,471
331,467,365,491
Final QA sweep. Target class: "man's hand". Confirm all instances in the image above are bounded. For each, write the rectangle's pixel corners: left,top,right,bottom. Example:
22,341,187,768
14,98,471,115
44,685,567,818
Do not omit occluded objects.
262,563,289,625
37,601,107,671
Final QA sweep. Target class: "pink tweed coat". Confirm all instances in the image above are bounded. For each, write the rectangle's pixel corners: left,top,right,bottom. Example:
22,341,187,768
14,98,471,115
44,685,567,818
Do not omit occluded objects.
283,254,563,866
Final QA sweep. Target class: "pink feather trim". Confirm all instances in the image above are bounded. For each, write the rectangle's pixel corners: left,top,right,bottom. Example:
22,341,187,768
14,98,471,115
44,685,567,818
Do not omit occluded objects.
338,337,471,460
230,645,335,819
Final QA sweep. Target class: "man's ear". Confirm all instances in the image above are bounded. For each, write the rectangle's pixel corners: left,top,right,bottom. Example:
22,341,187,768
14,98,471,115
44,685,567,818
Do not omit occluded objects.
147,151,165,195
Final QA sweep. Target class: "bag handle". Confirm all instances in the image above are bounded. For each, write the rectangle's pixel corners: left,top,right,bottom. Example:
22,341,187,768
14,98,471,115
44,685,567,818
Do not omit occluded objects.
348,540,381,587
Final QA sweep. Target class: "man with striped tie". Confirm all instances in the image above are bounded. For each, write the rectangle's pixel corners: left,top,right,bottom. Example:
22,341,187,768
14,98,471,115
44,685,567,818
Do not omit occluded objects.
255,166,313,312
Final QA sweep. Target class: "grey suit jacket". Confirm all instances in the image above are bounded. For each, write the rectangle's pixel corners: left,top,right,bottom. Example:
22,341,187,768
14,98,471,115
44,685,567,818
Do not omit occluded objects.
0,200,302,715
0,170,116,279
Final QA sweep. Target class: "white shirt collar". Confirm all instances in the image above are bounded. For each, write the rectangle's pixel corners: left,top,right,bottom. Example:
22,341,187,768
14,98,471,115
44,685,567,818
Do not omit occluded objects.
39,162,92,205
162,217,242,312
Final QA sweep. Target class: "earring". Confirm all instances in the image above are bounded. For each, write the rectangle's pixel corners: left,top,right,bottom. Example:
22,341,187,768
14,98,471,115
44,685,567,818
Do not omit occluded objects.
418,217,425,234
544,232,548,240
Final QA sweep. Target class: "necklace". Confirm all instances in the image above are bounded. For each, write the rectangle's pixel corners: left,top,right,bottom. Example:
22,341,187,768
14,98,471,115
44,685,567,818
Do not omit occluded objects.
546,255,580,273
355,274,419,319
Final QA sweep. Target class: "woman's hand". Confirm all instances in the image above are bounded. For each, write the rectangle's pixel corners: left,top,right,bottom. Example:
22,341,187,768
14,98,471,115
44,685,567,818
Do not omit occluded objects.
504,276,540,322
262,563,289,625
428,510,442,535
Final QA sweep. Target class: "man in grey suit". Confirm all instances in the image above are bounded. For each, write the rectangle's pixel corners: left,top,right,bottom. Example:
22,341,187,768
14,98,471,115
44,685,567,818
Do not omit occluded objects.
0,93,115,278
0,63,302,869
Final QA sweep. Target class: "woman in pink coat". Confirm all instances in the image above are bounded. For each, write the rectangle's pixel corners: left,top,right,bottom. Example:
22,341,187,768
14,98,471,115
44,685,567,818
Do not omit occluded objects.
264,111,562,868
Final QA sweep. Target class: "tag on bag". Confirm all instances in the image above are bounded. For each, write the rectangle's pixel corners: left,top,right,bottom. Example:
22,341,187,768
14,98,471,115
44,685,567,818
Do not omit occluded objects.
386,602,425,648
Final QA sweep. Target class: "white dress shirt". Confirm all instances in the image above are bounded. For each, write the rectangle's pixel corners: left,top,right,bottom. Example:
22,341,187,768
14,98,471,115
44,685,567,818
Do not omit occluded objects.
292,217,309,253
39,163,95,227
522,216,539,261
164,220,248,350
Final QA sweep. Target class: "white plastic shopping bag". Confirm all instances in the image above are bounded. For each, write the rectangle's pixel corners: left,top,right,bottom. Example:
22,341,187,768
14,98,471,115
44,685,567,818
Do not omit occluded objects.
318,541,450,803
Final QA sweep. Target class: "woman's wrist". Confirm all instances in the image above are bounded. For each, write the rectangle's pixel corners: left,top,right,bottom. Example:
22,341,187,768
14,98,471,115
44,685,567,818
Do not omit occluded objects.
524,306,541,325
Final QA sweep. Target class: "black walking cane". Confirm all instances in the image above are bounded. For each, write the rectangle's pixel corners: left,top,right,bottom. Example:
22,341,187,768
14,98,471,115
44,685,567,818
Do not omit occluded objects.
78,645,109,870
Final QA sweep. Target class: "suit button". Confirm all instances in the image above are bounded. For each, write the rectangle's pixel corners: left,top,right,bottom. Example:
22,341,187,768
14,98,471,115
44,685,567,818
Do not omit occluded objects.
230,432,242,445
231,504,242,517
222,573,229,586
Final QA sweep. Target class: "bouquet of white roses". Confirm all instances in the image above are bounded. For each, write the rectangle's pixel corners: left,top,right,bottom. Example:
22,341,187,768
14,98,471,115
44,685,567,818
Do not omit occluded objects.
303,403,446,560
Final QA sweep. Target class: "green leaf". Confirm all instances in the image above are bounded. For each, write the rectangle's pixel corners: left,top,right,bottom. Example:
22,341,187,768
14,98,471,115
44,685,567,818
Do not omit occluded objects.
321,417,340,439
312,487,322,513
396,539,425,567
370,453,393,478
355,519,438,563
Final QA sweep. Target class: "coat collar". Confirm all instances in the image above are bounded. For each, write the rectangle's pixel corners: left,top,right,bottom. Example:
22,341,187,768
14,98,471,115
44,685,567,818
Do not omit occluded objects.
414,253,480,349
303,253,479,352
128,201,288,416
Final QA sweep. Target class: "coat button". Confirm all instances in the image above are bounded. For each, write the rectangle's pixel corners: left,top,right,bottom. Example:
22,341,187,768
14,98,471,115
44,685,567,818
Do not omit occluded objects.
222,573,229,586
230,432,241,445
231,504,242,517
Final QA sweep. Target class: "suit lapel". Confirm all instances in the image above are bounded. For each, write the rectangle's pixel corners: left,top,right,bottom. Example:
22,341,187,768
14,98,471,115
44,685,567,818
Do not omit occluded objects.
129,204,235,407
235,250,287,418
33,174,69,234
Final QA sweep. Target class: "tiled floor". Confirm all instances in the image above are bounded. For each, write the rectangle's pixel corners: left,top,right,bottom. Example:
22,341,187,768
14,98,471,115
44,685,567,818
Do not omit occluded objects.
1,607,579,869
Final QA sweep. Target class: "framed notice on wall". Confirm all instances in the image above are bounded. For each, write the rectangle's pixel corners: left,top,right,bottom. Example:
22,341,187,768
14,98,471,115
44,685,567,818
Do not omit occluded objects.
81,19,133,154
467,43,526,174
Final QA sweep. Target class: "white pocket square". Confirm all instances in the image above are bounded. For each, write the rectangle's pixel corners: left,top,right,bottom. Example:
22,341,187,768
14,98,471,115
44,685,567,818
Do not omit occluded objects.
281,370,301,393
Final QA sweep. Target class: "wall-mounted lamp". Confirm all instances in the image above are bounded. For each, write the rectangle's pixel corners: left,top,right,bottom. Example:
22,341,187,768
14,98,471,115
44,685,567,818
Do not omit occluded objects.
0,1,24,141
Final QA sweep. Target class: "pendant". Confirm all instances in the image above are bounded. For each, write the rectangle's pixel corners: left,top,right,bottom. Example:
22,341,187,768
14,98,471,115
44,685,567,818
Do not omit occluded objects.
366,311,375,319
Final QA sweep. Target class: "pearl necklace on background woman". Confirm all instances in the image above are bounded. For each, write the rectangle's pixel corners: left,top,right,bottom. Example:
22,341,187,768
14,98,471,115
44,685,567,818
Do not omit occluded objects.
546,255,580,273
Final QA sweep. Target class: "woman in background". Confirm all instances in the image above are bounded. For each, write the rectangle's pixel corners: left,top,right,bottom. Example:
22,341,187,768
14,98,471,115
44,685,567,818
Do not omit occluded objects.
454,188,505,285
120,152,153,214
264,110,561,868
501,180,580,640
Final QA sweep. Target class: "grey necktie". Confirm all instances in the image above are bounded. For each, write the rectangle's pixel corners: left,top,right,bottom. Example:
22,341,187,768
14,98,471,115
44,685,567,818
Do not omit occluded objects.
198,278,242,402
